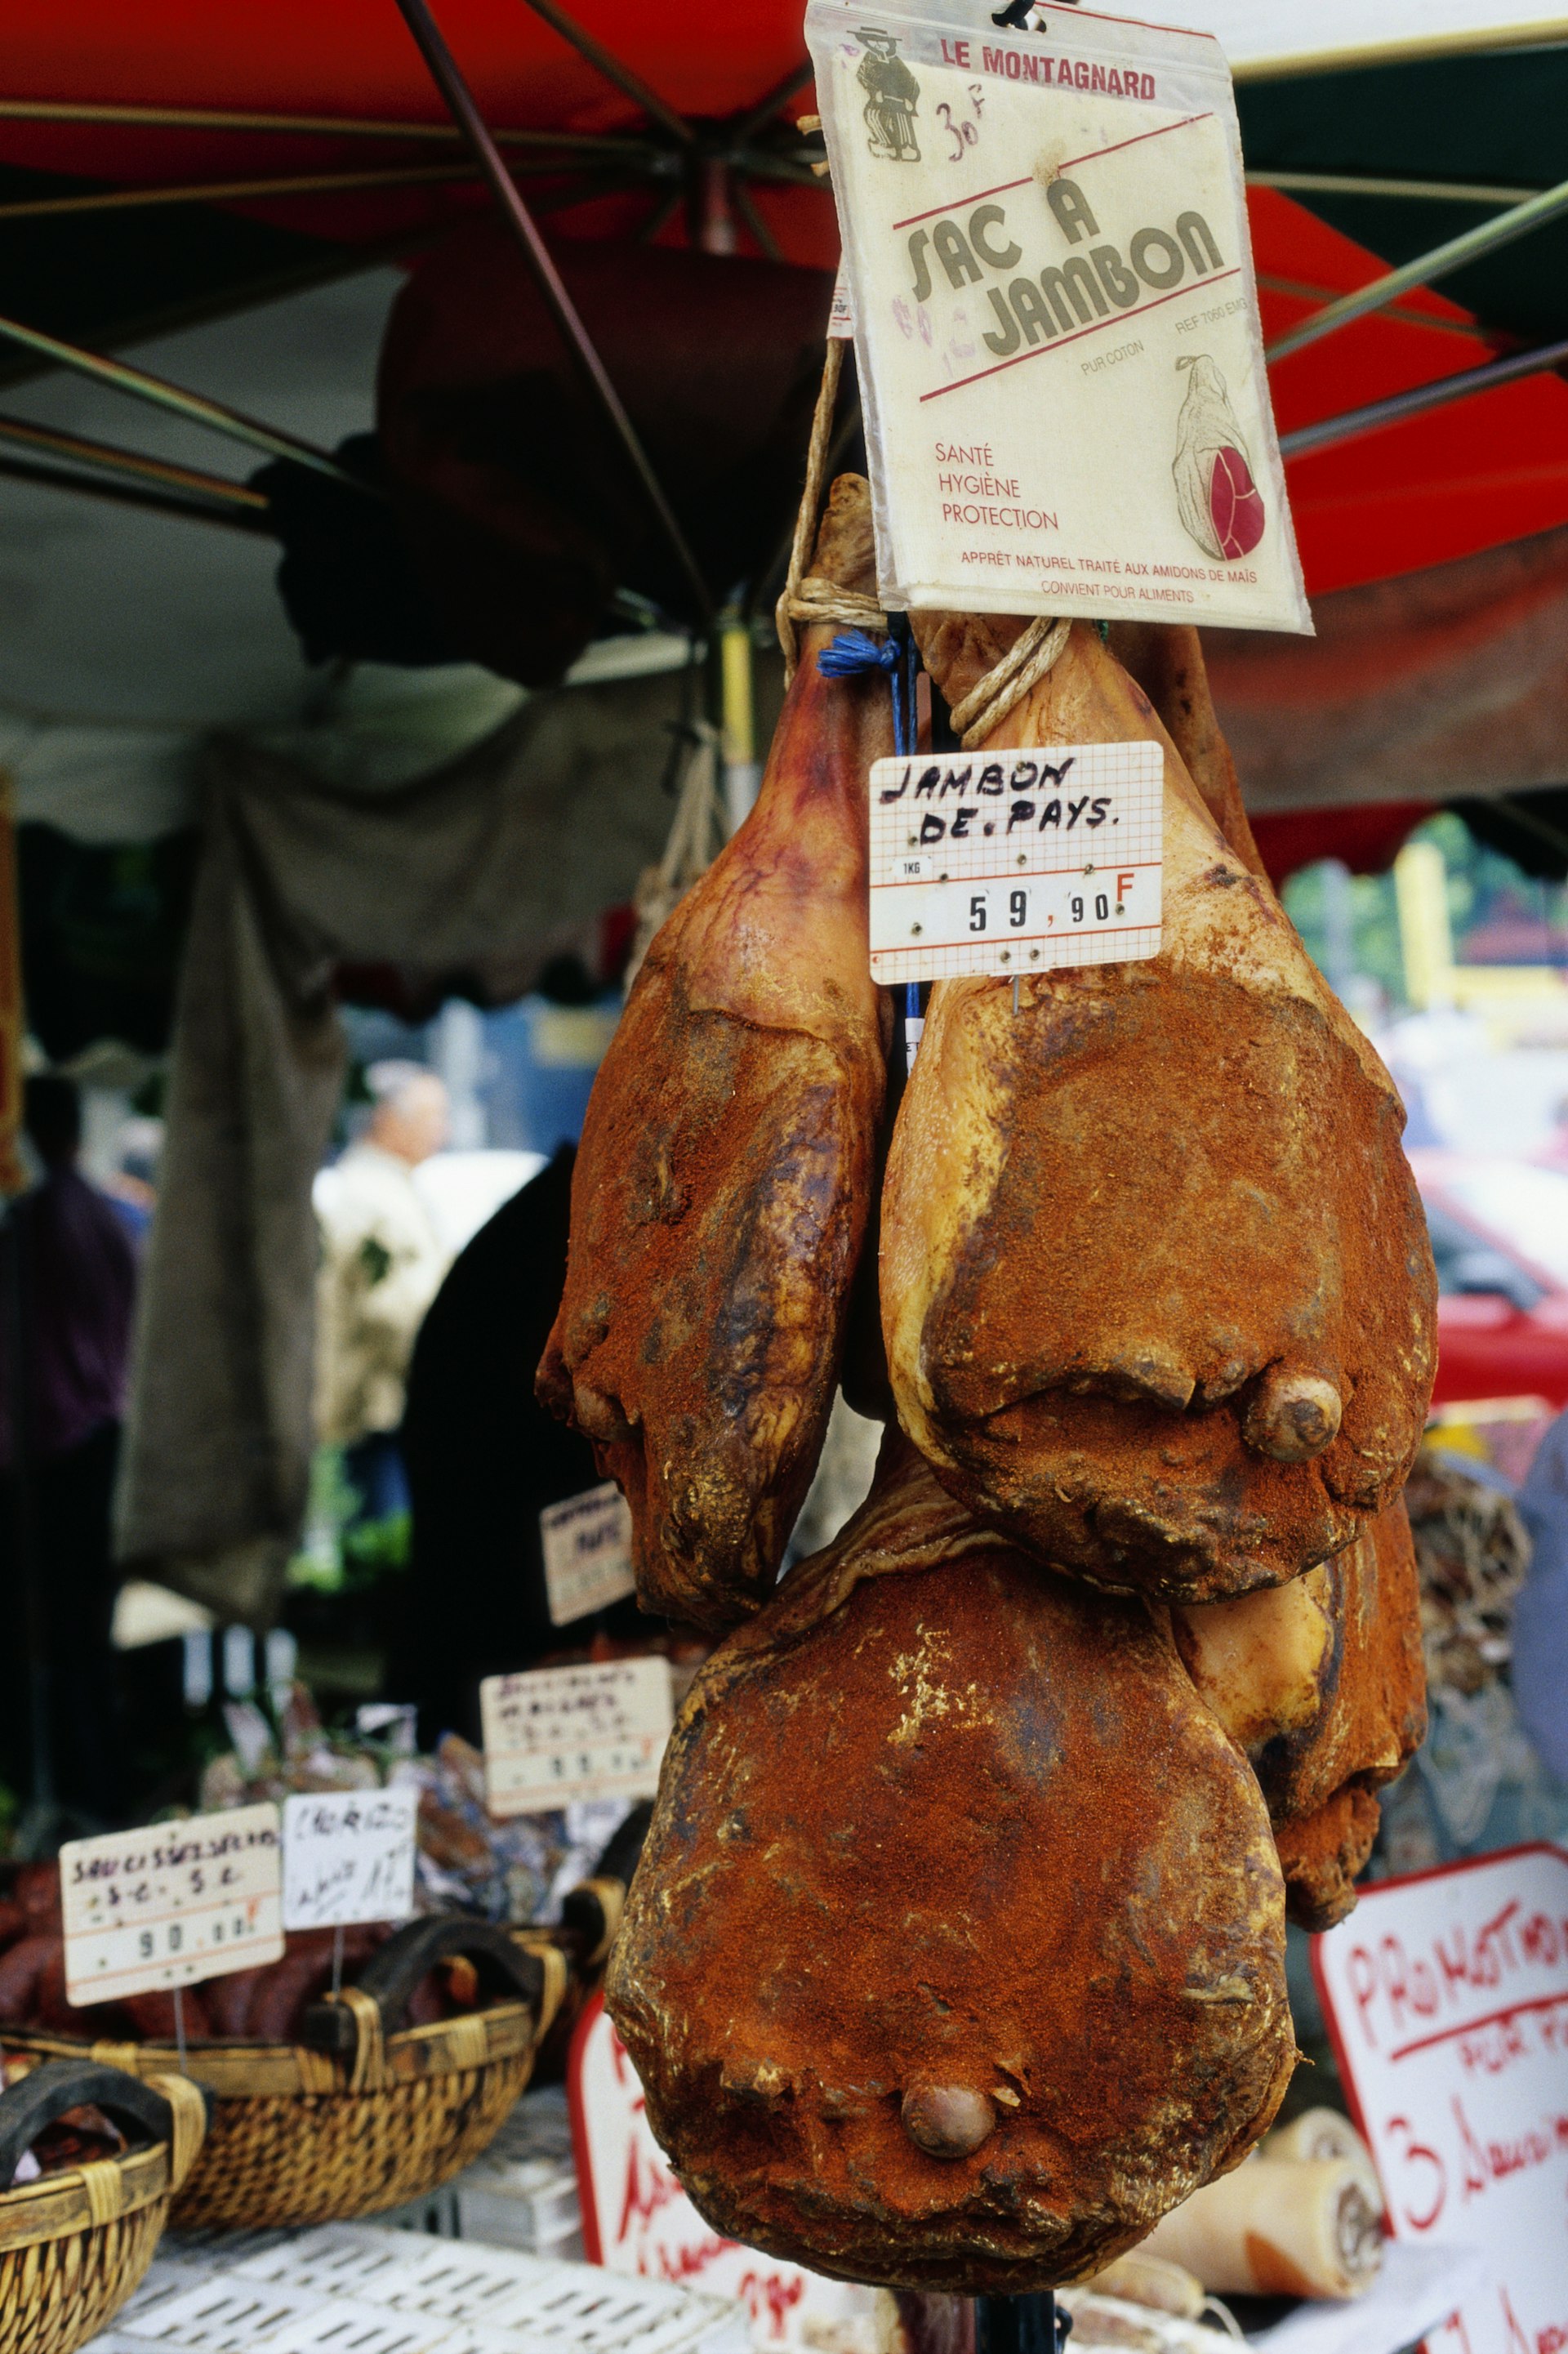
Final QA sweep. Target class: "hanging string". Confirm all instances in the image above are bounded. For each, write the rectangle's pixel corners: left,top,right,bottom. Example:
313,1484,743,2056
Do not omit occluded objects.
776,340,847,682
948,614,1071,750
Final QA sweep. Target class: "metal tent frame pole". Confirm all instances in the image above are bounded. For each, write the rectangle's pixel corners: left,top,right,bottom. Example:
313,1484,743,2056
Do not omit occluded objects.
0,309,374,490
973,2294,1067,2354
1281,328,1568,458
1266,170,1568,362
391,0,715,627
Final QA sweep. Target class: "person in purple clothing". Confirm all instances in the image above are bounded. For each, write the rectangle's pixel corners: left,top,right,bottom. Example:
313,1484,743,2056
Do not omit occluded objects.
0,1076,137,1824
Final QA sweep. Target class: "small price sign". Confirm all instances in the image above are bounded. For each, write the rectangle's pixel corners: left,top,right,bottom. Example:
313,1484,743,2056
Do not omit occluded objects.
541,1482,636,1628
281,1788,418,1932
480,1657,672,1817
60,1803,283,2006
868,740,1161,981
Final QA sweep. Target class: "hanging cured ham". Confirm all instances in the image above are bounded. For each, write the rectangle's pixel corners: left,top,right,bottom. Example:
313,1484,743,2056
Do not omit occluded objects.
608,1440,1294,2291
1107,622,1265,879
1168,1498,1427,1927
880,613,1436,1603
538,477,892,1628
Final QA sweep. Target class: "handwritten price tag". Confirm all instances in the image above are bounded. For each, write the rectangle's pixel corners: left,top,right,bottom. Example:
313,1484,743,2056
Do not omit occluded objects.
60,1803,283,2005
281,1788,418,1932
480,1658,672,1817
868,741,1161,981
541,1482,636,1629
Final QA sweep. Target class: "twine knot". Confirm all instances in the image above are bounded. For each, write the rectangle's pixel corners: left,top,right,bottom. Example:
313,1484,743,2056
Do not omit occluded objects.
817,628,898,679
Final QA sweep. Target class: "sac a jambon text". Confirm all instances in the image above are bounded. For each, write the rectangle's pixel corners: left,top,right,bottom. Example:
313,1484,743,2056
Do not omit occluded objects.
906,177,1227,359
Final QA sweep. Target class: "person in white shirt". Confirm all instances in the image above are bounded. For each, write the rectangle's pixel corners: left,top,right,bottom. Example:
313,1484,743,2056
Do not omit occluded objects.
314,1063,452,1522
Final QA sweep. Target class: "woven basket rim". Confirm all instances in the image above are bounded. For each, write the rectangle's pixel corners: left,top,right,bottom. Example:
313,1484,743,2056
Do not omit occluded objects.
7,1997,539,2099
0,2138,168,2255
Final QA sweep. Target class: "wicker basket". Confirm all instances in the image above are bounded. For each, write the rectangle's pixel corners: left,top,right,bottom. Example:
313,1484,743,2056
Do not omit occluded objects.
0,2058,207,2354
11,1919,565,2234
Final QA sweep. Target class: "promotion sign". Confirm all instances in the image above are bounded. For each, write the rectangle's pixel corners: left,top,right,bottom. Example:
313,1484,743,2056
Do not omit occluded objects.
569,1993,884,2352
807,0,1309,633
60,1805,284,2005
1313,1843,1568,2354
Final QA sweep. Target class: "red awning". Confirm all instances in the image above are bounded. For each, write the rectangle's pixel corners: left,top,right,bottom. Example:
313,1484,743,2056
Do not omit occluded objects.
3,6,1566,605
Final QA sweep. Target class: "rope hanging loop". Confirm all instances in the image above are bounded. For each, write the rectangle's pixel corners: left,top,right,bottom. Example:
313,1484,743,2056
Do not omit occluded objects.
948,614,1072,749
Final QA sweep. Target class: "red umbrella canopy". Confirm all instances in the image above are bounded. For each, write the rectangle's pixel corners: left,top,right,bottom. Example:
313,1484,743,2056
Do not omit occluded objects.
0,1,833,258
0,0,803,132
2,0,1566,600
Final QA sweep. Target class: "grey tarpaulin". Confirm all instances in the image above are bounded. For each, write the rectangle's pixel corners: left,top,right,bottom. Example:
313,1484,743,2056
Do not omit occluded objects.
116,664,701,1624
1206,522,1568,814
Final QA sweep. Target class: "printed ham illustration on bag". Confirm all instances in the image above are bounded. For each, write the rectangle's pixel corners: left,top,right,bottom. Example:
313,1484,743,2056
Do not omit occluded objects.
1172,354,1267,561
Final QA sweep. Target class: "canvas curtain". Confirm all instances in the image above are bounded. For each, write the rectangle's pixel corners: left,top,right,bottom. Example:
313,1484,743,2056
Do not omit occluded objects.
116,664,695,1622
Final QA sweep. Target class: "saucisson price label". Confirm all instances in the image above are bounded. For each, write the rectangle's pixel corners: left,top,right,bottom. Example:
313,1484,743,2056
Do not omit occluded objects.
480,1658,672,1817
60,1803,283,2005
868,739,1160,981
281,1788,417,1932
541,1482,636,1628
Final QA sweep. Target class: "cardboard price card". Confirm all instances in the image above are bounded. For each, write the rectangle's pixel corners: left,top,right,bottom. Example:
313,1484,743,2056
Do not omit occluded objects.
807,0,1309,633
869,739,1160,980
281,1787,418,1932
541,1482,636,1629
60,1803,283,2005
1313,1843,1568,2354
480,1657,673,1817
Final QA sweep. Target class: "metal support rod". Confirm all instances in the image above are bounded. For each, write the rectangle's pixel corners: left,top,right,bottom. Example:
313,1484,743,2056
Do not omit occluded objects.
1247,166,1543,207
514,0,696,145
0,452,274,531
731,60,817,148
0,95,653,155
973,2293,1064,2354
733,179,782,261
0,163,490,226
719,613,760,832
1280,331,1568,459
0,411,269,506
0,310,375,491
393,0,714,622
1266,172,1568,363
1258,270,1494,345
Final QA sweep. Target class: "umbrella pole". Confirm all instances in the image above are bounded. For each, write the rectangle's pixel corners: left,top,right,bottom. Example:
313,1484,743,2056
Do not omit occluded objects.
1281,328,1568,458
0,310,375,493
390,0,714,630
1267,169,1568,362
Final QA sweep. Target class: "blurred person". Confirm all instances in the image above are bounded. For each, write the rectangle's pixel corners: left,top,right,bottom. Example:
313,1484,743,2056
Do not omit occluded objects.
0,1075,137,1821
314,1060,451,1527
390,1144,664,1745
100,1114,163,1250
1514,1408,1568,1783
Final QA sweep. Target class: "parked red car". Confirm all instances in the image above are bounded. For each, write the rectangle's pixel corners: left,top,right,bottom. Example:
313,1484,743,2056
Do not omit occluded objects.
1406,1149,1568,1408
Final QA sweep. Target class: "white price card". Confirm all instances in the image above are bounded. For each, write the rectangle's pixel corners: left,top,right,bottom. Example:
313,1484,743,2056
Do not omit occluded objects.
869,739,1160,981
480,1657,672,1818
281,1788,418,1933
806,0,1309,634
60,1803,283,2006
541,1482,636,1629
